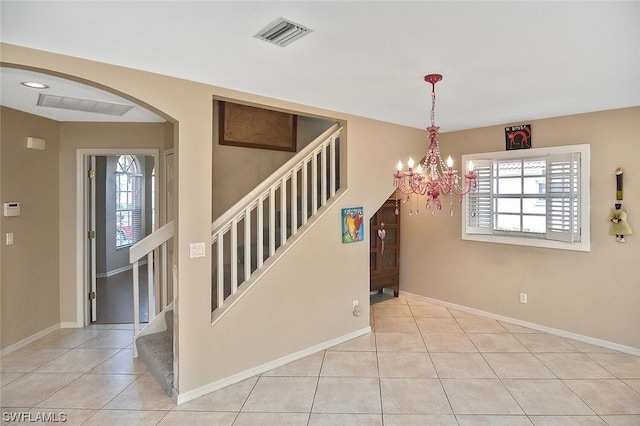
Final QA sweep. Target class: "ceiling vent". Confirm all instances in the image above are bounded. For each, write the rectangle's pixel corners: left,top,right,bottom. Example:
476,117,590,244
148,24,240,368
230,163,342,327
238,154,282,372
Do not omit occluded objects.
37,93,134,116
254,17,312,47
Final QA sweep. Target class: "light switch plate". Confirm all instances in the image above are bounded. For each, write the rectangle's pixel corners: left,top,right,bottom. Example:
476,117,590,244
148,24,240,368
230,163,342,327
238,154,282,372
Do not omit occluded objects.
189,242,206,258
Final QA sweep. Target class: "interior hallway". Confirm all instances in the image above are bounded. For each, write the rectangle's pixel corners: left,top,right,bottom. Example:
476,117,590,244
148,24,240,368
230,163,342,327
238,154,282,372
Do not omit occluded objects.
2,292,640,425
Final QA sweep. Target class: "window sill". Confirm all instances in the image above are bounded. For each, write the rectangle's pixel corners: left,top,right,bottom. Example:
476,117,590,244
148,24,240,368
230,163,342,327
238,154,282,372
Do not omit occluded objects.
462,233,590,252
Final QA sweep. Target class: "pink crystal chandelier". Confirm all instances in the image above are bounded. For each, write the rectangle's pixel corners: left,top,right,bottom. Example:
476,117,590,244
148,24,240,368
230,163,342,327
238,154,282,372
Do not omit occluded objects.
393,74,477,216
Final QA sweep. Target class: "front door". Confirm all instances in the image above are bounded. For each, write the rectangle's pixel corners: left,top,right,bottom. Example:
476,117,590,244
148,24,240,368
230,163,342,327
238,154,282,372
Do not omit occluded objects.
81,150,158,326
88,156,98,322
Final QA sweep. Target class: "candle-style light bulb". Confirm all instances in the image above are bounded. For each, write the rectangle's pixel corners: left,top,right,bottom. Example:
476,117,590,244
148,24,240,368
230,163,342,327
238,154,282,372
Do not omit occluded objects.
397,160,403,172
446,156,453,168
468,160,474,172
408,156,414,169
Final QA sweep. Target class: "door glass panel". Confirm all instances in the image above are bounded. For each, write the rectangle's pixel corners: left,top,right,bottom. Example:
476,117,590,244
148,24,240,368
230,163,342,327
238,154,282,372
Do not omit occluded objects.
381,207,398,224
384,228,397,245
382,249,397,268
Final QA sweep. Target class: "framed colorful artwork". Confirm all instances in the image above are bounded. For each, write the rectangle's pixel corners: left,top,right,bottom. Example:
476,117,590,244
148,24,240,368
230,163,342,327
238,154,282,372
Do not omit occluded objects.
505,124,532,150
342,207,364,243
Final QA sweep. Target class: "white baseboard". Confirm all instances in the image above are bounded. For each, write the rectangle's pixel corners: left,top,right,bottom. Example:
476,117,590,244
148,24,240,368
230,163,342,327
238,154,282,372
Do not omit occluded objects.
0,324,60,357
96,259,147,279
60,322,83,329
175,326,372,405
400,290,640,357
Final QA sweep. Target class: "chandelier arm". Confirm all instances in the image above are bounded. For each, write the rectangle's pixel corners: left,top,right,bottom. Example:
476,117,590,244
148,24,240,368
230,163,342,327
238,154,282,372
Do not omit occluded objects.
395,181,414,195
447,176,476,196
410,177,428,196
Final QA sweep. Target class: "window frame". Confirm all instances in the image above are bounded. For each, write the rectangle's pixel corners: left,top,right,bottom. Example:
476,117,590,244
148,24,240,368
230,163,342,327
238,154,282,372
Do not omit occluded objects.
115,155,143,250
462,144,590,252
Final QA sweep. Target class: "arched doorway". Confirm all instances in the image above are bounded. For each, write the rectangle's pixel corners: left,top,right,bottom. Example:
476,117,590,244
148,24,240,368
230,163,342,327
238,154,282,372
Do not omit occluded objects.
0,65,176,327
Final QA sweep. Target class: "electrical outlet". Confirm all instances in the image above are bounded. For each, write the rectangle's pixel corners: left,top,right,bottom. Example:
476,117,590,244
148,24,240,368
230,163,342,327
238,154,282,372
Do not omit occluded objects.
352,300,361,316
520,293,528,304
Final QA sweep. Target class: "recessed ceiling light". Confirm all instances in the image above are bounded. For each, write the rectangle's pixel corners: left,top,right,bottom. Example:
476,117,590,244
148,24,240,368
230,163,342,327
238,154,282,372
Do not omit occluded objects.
21,81,49,89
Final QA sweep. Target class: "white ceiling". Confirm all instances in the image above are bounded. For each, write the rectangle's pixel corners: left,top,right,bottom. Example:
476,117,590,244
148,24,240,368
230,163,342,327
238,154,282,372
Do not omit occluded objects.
0,67,166,122
1,1,638,131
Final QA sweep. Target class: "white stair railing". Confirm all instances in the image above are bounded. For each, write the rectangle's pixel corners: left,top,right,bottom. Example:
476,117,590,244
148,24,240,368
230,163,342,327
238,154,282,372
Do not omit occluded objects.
211,123,342,315
129,220,174,356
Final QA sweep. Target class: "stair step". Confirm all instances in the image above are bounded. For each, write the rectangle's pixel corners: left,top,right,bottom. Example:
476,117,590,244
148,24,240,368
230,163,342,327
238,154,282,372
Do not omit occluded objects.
165,309,173,334
136,310,173,397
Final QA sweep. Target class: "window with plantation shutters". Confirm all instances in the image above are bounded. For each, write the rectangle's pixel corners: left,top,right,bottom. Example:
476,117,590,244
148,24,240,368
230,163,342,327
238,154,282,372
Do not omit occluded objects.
465,159,492,234
115,155,142,249
462,145,590,251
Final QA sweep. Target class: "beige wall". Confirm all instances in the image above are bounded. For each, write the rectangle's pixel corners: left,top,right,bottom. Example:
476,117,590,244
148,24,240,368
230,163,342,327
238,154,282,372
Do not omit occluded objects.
401,107,640,350
1,44,426,397
1,107,60,349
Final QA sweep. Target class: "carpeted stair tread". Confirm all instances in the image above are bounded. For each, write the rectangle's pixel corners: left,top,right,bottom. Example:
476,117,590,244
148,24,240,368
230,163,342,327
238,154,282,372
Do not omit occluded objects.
136,311,173,396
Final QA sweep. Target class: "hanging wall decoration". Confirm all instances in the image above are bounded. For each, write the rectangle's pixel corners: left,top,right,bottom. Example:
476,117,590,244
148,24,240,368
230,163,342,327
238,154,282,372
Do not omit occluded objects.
505,124,532,150
608,167,632,243
342,207,364,243
378,223,386,255
616,167,624,201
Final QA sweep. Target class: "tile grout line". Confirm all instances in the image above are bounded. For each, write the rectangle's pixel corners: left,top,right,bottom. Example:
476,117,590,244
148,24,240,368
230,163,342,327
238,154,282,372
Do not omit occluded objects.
305,350,325,424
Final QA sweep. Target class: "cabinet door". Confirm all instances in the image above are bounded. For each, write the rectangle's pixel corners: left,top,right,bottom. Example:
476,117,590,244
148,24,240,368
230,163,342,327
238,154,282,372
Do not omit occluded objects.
370,199,400,295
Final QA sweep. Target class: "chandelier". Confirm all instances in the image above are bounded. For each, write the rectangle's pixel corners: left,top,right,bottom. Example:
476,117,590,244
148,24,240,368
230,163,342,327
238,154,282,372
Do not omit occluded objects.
393,74,476,216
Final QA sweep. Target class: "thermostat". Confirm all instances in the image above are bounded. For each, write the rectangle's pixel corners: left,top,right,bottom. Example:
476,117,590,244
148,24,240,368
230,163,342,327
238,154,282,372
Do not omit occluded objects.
3,202,21,217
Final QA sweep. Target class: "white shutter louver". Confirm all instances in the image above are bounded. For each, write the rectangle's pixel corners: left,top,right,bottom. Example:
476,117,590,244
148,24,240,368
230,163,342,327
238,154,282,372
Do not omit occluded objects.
465,159,492,234
131,174,142,245
546,152,580,243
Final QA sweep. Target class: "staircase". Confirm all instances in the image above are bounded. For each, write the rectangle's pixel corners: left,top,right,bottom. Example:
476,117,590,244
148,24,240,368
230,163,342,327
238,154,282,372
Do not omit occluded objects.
211,123,343,320
135,309,174,396
129,123,343,397
128,221,175,396
212,193,320,305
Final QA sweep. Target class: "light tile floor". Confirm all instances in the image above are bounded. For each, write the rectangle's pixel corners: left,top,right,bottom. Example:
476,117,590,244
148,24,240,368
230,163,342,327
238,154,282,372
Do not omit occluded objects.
2,293,640,425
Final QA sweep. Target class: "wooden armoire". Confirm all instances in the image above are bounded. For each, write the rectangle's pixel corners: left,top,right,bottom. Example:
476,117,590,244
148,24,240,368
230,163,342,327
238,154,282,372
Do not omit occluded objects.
369,198,400,297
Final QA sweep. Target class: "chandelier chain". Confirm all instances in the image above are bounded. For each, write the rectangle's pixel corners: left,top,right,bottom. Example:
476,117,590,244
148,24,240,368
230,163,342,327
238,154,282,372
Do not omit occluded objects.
431,89,436,127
